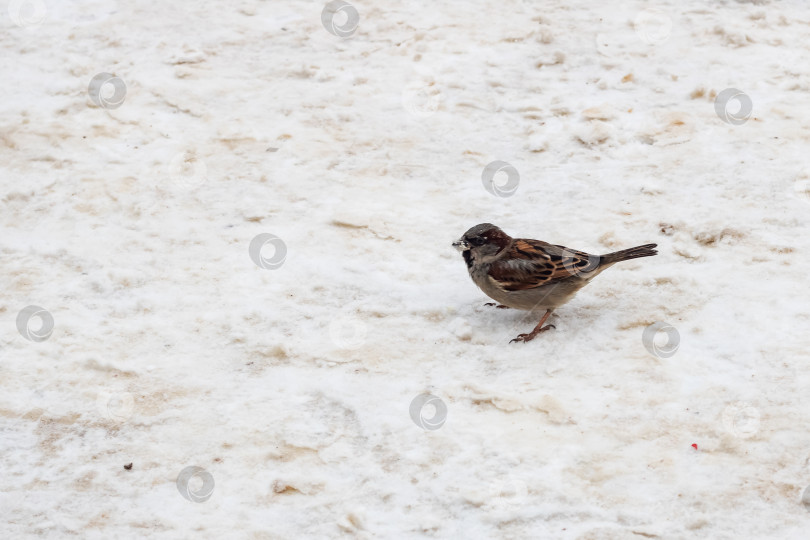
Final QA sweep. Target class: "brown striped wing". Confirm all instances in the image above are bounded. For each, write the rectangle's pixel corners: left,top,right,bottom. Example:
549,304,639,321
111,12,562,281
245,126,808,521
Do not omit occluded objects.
488,239,600,291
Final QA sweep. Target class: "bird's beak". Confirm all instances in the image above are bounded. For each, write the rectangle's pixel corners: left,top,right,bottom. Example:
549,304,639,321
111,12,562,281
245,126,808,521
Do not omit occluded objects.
452,239,470,252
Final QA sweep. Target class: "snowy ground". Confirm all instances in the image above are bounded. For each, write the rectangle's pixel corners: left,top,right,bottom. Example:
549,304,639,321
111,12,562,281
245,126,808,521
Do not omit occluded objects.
2,0,810,538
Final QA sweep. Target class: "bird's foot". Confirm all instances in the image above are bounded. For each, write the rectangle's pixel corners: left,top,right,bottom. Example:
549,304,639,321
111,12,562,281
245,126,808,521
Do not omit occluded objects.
510,324,556,343
484,303,511,309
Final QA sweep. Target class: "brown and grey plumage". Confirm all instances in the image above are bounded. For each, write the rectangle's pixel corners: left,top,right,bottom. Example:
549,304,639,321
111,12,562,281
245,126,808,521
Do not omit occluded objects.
452,223,658,342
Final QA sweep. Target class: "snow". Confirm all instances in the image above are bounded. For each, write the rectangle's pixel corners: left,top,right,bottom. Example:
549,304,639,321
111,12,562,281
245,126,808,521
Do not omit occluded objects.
2,0,810,538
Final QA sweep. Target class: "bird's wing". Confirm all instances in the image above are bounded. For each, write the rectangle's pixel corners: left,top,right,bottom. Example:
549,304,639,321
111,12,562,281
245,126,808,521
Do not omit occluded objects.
488,239,600,291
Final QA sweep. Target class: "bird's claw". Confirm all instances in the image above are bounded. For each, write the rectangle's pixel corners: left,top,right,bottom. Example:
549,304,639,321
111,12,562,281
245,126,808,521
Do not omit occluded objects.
509,324,556,343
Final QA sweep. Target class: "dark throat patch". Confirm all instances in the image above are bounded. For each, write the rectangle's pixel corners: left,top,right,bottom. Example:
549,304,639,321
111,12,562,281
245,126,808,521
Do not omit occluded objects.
462,250,473,269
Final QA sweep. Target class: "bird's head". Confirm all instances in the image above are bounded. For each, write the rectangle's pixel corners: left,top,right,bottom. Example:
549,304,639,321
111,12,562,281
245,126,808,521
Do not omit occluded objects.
453,223,512,264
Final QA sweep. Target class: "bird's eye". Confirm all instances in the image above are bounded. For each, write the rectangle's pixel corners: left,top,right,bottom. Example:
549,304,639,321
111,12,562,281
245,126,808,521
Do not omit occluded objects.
469,237,485,247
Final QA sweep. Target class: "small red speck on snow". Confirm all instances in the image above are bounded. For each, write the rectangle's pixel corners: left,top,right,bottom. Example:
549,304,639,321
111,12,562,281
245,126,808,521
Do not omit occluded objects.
691,443,698,450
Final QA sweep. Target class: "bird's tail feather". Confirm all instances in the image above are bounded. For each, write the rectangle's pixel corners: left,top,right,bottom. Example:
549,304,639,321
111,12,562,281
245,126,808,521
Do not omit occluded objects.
600,244,658,265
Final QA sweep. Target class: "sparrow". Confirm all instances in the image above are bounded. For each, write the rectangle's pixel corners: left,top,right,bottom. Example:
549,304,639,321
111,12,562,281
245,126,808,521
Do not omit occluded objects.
452,223,657,343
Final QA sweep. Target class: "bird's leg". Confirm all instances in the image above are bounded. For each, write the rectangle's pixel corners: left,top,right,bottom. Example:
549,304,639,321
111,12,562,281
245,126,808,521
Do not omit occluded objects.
510,309,555,343
484,303,511,309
